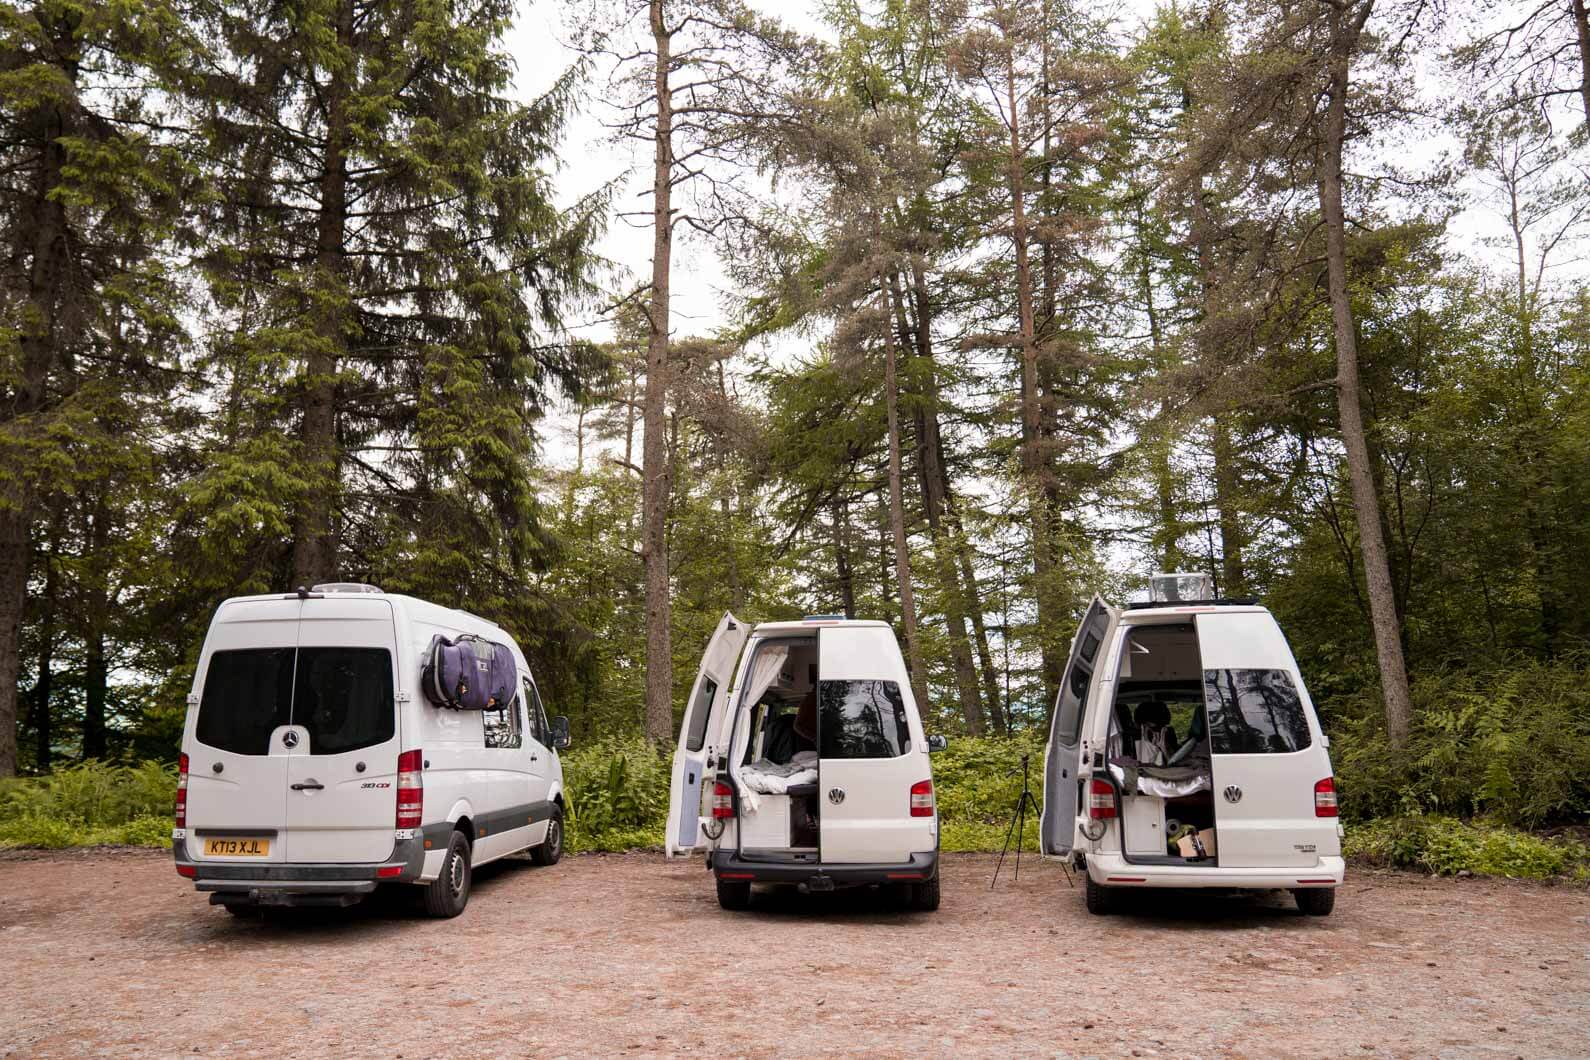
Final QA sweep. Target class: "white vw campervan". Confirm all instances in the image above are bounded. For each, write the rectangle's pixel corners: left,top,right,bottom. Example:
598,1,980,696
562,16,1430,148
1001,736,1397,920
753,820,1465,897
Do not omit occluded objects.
174,583,571,918
667,614,946,911
1040,574,1344,916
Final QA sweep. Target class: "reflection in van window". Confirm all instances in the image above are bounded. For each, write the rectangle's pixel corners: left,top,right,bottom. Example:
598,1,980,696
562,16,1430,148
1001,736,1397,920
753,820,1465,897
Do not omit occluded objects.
1203,669,1311,754
819,680,910,759
197,648,294,755
293,648,395,754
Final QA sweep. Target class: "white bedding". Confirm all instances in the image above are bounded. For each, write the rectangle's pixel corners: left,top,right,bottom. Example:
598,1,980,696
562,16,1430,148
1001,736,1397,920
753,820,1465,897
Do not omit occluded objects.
1109,761,1212,799
737,751,818,812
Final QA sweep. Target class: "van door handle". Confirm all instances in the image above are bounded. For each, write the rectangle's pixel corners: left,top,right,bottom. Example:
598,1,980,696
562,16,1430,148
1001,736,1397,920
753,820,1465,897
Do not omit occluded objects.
290,781,324,791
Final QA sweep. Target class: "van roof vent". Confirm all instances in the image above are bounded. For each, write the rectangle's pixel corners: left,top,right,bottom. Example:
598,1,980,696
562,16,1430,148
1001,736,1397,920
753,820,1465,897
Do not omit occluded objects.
310,582,384,594
802,614,846,622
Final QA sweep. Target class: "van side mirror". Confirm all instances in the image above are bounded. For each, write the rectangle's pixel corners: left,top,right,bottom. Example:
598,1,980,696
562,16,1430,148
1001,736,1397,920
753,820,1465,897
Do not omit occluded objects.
927,735,948,753
551,715,572,750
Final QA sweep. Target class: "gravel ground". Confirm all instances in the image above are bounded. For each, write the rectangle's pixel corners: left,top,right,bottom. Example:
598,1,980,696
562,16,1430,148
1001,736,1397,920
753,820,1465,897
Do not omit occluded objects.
0,849,1586,1058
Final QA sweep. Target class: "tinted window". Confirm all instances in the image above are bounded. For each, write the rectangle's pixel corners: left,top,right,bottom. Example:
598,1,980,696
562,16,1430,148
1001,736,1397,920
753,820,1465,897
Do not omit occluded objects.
293,648,395,754
1079,631,1101,664
684,677,718,752
197,648,294,755
1203,669,1312,754
819,680,910,759
522,678,546,744
1053,663,1092,743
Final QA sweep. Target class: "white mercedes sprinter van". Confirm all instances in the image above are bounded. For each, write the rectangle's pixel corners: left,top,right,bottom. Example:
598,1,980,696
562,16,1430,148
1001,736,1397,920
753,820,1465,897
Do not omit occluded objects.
667,613,946,911
174,583,571,918
1040,574,1344,916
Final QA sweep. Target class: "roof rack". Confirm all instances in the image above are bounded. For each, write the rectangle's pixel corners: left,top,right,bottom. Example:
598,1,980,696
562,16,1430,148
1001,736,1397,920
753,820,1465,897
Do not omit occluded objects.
1125,597,1259,610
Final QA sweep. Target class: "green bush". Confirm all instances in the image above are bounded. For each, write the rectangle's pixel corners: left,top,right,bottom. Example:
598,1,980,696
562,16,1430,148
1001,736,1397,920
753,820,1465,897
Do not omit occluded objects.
0,760,176,849
560,734,671,852
1330,657,1590,827
930,732,1047,853
1344,815,1590,880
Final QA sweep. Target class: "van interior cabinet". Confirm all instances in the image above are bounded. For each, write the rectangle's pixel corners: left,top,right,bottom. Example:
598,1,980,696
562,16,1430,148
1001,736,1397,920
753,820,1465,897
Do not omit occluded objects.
1121,795,1167,856
739,794,792,849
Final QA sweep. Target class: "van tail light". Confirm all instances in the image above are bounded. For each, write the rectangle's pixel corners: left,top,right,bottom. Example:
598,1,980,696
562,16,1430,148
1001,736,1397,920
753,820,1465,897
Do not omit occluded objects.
909,779,935,817
1087,778,1116,819
1314,776,1338,817
711,780,735,819
396,749,424,829
175,752,189,828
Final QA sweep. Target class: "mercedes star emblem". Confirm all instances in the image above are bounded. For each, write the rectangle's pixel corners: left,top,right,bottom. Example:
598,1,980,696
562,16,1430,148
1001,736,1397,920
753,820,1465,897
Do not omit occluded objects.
282,730,299,748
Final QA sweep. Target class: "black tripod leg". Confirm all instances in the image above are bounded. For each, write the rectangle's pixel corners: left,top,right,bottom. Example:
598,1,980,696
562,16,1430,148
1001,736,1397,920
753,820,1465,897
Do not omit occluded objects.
991,793,1025,890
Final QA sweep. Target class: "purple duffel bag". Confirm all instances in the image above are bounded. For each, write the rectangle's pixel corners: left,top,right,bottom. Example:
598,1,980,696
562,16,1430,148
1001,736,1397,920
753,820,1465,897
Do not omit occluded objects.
422,634,516,711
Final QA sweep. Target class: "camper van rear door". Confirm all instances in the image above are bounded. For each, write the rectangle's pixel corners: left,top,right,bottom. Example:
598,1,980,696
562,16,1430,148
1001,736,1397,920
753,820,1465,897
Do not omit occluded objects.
667,611,749,857
1040,595,1114,858
1195,610,1325,868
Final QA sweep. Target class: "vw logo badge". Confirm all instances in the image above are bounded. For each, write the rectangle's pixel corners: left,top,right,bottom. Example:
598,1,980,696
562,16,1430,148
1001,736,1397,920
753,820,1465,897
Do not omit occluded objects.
1223,785,1242,804
282,730,299,749
827,787,846,805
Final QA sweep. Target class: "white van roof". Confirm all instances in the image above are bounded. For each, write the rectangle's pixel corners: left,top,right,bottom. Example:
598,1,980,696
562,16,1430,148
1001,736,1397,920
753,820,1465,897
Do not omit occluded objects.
214,588,503,635
1119,602,1269,622
752,617,892,635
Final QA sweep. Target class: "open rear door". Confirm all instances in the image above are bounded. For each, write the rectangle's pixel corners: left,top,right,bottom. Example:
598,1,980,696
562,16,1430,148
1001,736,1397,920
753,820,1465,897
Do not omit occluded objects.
1040,595,1115,858
666,612,749,857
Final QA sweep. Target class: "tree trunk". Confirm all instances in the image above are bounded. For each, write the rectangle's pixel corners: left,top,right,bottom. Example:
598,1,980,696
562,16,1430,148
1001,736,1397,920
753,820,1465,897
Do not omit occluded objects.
881,285,929,714
1139,251,1182,571
83,629,108,760
1210,416,1246,596
29,538,58,772
1318,6,1414,746
0,26,74,777
1573,0,1590,126
944,492,1005,734
833,496,856,620
641,0,676,743
291,0,355,588
891,271,983,733
1005,39,1064,709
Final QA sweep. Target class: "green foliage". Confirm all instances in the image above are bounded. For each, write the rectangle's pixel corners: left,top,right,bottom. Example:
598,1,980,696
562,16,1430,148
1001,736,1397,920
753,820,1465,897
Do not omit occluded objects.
1344,816,1590,881
560,735,671,852
0,760,175,848
931,733,1046,852
1331,658,1590,827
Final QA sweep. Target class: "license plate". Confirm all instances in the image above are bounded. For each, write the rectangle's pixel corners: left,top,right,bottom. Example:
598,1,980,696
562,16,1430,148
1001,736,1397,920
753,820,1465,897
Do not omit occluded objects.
203,837,271,857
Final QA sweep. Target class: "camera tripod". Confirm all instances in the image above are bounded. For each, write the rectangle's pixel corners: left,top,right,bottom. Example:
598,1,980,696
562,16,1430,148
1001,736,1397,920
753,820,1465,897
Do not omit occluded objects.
992,752,1065,888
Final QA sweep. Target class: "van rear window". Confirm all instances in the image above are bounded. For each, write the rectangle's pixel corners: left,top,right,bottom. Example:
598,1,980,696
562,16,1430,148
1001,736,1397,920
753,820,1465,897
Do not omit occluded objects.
196,649,295,755
1203,669,1312,754
819,680,910,759
292,648,395,754
196,647,394,755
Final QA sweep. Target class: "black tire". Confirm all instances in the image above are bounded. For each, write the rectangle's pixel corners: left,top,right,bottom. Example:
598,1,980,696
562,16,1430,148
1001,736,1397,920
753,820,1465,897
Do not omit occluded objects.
716,877,752,910
909,874,941,912
423,830,472,918
1293,887,1336,917
529,805,564,866
1084,873,1116,915
223,902,258,919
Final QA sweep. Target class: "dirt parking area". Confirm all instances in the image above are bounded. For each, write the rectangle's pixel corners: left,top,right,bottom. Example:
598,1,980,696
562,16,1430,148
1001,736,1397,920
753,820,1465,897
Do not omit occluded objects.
0,849,1585,1058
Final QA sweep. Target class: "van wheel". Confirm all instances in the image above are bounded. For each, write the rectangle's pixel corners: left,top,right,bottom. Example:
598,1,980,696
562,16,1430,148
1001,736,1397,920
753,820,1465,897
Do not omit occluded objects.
1084,873,1116,915
716,877,752,910
530,806,564,866
423,831,472,918
909,874,941,912
1293,887,1335,917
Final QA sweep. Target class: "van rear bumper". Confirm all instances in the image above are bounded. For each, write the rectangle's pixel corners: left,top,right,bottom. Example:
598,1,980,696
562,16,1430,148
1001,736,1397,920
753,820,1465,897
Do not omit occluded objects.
1085,853,1345,889
710,849,938,889
173,835,425,905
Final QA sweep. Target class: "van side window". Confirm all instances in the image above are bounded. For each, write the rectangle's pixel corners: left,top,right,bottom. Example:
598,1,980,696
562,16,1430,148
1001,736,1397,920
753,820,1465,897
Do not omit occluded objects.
818,680,910,759
684,677,718,752
483,691,523,750
523,677,548,745
197,648,295,755
1203,669,1312,754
